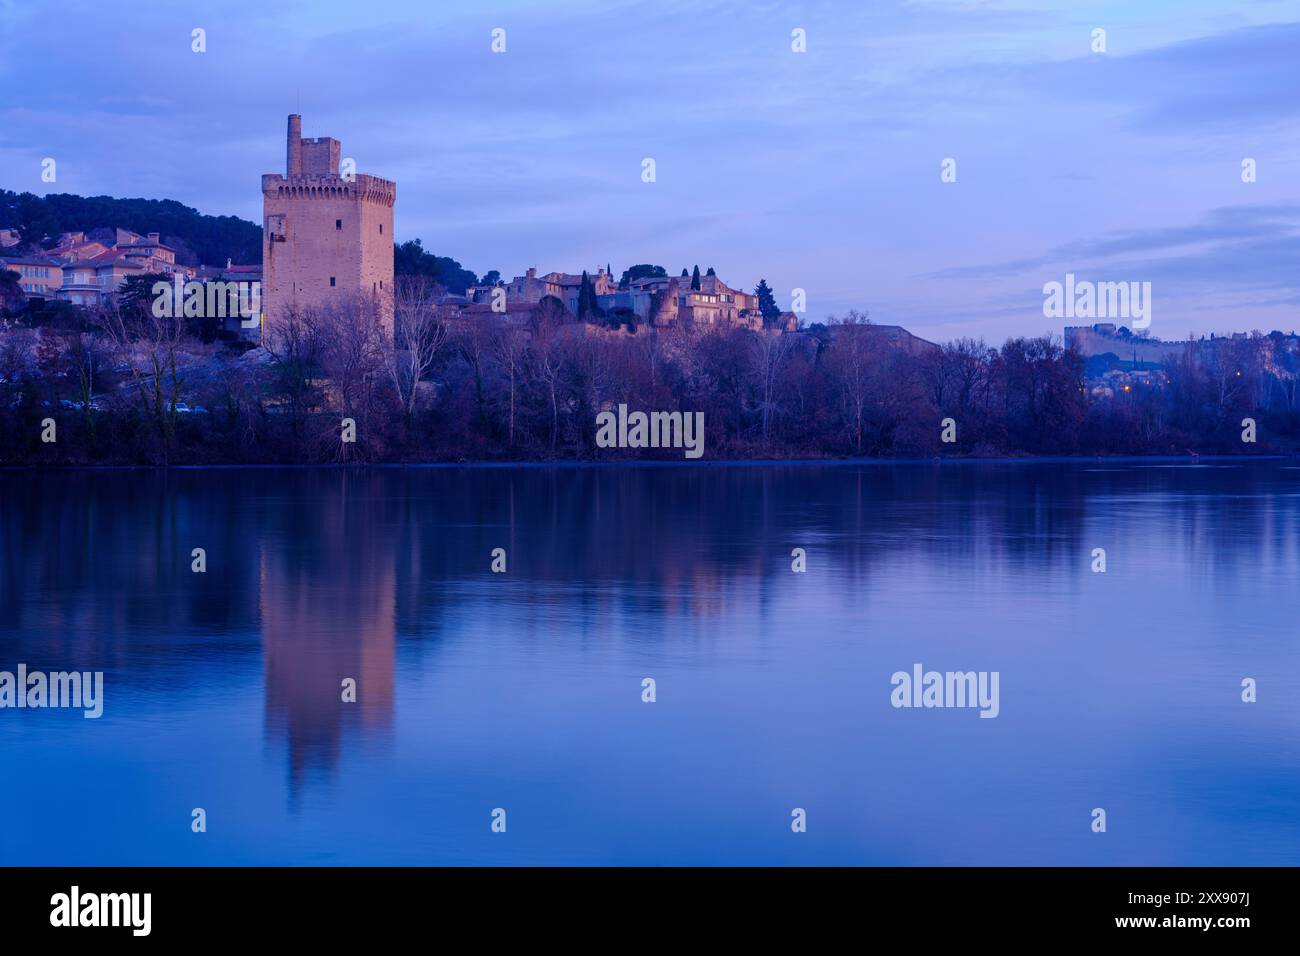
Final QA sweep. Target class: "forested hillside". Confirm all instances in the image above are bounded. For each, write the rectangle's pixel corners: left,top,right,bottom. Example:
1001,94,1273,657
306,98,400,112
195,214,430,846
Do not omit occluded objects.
0,190,262,266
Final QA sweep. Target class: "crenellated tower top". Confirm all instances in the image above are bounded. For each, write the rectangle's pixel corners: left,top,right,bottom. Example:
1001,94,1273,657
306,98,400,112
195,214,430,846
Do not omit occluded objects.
262,114,395,207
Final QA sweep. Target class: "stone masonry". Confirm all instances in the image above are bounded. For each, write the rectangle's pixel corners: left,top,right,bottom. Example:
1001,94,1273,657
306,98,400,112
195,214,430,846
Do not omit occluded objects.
261,114,396,337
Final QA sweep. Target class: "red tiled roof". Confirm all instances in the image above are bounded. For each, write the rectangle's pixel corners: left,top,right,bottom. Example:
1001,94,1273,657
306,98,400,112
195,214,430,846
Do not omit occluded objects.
118,240,175,252
48,242,108,259
81,250,145,270
1,255,62,267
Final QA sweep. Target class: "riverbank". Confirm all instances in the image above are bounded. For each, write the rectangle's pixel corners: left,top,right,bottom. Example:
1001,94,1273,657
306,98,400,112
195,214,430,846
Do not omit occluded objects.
2,452,1296,472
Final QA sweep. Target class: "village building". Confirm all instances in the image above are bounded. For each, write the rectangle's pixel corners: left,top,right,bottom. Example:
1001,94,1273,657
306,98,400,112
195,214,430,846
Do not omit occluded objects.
3,229,199,306
0,256,63,297
482,267,617,316
612,272,765,329
469,266,769,331
58,233,194,306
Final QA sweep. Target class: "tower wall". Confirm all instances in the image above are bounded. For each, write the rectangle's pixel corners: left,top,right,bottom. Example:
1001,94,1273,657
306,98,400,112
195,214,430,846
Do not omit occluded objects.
262,116,395,339
301,137,340,178
286,115,302,178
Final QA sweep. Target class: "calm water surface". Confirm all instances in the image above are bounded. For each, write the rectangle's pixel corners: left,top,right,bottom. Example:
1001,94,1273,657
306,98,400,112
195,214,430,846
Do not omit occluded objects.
1,462,1297,865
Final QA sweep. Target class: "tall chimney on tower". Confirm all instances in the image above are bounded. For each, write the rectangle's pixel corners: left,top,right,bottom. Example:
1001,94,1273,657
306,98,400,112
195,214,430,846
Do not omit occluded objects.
286,114,302,178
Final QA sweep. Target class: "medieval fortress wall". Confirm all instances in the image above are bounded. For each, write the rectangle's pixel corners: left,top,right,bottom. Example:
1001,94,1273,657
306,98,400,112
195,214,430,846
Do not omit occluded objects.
261,114,395,335
1065,323,1192,365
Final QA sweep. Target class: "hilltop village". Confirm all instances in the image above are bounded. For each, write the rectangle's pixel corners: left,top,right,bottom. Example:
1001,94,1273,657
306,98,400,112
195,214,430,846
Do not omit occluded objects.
2,115,1299,465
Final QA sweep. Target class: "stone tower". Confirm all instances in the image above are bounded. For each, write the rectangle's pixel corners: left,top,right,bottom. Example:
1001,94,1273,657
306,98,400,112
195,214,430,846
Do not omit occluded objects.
261,114,396,338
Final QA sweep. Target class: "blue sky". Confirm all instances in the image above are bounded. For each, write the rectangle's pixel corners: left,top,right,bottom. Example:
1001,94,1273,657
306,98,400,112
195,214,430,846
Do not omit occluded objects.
1,0,1297,342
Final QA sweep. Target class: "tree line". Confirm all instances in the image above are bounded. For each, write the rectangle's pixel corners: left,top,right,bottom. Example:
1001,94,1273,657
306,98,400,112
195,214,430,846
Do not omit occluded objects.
2,282,1298,465
1,191,263,267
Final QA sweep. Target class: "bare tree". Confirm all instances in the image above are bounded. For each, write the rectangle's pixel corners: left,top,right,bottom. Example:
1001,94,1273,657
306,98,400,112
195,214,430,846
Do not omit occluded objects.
313,294,389,461
1203,335,1253,425
388,275,448,430
823,310,874,452
98,296,188,462
749,328,795,444
213,359,260,458
946,338,992,412
453,314,496,433
491,322,529,446
531,311,568,452
1266,335,1300,411
638,326,664,392
0,327,35,406
921,336,992,414
263,304,324,449
570,329,616,450
63,332,105,443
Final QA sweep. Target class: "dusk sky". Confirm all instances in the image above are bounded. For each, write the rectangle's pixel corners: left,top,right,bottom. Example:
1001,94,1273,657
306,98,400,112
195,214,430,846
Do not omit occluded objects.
1,0,1297,342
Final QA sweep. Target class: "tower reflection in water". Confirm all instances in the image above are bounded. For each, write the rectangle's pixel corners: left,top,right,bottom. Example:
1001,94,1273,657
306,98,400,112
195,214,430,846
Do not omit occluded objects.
258,474,396,795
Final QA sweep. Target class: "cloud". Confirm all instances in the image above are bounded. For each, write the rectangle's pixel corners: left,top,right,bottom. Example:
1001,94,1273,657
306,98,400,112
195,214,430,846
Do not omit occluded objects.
963,21,1300,135
925,202,1300,292
1,0,1297,343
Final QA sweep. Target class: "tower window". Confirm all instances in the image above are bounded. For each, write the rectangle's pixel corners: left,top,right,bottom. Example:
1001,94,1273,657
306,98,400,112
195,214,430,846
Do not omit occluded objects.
379,223,383,234
330,277,336,287
336,219,342,230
